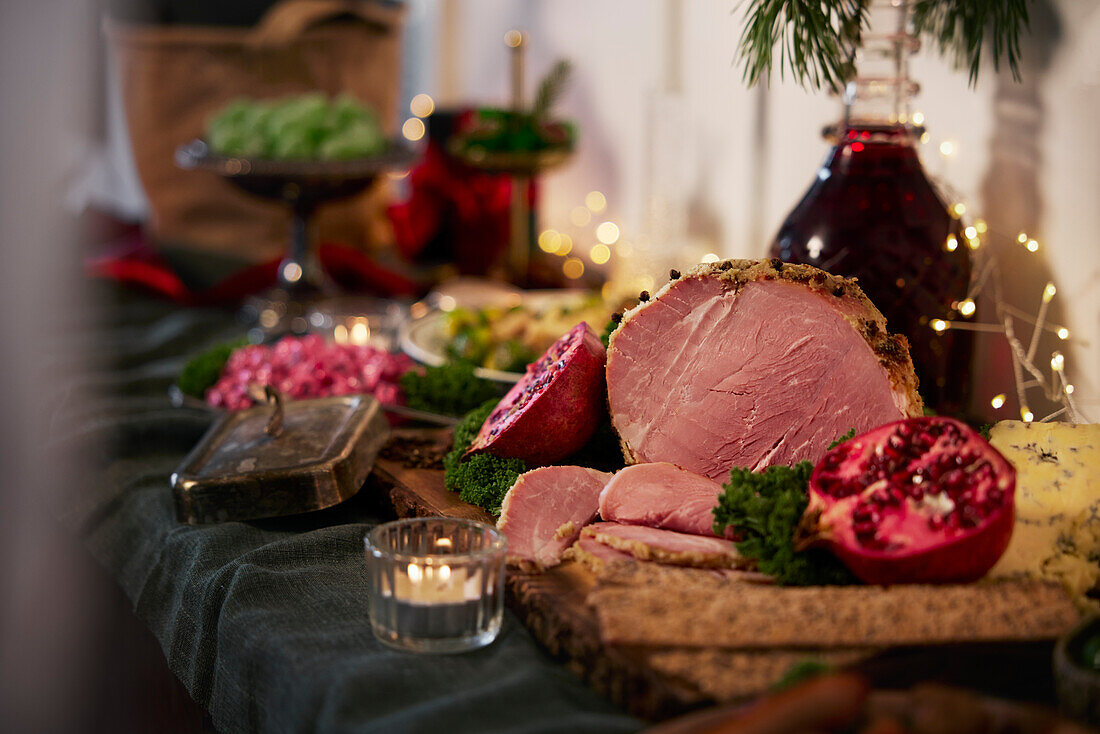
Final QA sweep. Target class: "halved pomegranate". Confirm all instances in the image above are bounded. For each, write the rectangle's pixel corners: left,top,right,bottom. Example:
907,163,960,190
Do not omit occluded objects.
799,417,1016,585
467,321,607,466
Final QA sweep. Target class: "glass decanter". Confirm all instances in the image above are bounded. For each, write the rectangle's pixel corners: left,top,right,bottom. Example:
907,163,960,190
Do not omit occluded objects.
770,0,972,416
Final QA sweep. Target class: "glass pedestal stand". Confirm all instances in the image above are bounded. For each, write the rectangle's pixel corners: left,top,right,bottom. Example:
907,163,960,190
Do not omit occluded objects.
176,140,418,334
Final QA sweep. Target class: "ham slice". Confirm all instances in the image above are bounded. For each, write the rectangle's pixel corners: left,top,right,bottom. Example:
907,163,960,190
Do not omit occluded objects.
497,465,612,568
564,536,637,572
606,259,922,480
581,522,745,569
599,462,727,537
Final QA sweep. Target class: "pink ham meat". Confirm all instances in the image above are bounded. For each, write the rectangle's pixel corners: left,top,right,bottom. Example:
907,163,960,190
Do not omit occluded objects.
606,259,922,480
599,462,726,537
581,522,745,569
497,465,612,568
564,536,637,572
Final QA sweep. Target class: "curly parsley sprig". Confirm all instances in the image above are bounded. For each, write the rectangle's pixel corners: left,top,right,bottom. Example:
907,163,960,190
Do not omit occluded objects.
713,461,857,586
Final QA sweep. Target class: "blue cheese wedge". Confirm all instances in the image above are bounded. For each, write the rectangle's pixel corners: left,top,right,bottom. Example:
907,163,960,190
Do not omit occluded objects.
988,420,1100,608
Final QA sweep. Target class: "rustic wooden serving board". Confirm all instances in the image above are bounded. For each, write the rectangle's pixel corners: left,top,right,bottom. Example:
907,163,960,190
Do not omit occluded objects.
372,429,710,718
369,430,1080,721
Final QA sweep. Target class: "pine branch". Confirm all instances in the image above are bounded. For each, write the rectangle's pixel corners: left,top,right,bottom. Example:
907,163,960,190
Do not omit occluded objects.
532,60,572,119
737,0,1030,92
912,0,1029,85
737,0,868,93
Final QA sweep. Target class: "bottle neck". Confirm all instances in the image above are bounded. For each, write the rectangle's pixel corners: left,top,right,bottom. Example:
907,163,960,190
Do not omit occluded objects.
835,0,921,145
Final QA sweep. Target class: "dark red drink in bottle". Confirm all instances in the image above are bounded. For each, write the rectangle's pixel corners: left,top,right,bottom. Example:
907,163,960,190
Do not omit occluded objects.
769,2,972,415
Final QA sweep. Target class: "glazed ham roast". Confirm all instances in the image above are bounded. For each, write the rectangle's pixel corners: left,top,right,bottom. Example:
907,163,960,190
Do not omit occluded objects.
606,259,922,480
599,462,727,537
497,465,611,568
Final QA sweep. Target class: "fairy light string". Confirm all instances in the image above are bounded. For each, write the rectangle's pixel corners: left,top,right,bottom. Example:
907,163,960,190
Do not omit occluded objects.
924,131,1088,423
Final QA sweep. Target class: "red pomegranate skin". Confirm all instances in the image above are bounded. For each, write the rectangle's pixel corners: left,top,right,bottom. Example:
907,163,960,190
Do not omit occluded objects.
805,417,1016,585
469,321,607,466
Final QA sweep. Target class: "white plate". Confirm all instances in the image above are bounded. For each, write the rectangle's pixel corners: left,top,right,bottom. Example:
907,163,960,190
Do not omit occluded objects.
398,312,525,384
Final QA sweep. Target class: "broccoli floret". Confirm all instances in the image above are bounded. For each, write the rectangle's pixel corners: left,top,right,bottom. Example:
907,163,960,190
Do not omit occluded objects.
444,401,496,469
443,400,529,517
450,454,528,516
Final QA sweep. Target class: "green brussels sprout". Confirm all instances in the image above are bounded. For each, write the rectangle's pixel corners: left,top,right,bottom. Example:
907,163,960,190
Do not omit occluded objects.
204,93,385,160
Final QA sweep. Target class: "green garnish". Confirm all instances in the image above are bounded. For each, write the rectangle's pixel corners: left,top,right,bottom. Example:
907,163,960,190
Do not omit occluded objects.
443,401,528,517
978,423,994,440
449,454,528,517
599,318,618,348
1080,633,1100,671
399,361,501,417
771,659,834,692
206,93,385,160
565,419,627,473
713,462,857,586
177,336,249,398
827,428,856,451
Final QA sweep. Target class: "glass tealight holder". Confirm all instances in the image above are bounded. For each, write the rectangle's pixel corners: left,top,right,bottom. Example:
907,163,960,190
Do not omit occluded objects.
364,518,507,653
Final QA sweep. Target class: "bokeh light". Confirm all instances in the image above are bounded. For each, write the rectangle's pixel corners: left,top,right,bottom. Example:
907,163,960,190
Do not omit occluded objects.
402,117,425,141
410,93,435,118
585,191,607,212
596,221,620,244
570,206,591,226
538,229,561,254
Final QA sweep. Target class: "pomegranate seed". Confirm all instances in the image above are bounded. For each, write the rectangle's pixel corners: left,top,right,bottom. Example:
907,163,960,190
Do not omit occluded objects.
854,521,877,536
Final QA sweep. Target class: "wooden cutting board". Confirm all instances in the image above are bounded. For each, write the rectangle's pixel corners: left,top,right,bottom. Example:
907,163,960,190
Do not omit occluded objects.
369,430,1081,721
372,429,710,718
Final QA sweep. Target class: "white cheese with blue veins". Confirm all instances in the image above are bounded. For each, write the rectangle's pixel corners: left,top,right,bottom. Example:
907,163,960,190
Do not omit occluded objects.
988,420,1100,608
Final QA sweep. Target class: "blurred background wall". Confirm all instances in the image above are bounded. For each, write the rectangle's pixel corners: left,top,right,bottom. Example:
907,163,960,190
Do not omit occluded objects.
80,0,1099,418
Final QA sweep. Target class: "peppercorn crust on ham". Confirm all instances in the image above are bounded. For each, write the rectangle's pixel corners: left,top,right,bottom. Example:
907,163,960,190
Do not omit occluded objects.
606,259,923,480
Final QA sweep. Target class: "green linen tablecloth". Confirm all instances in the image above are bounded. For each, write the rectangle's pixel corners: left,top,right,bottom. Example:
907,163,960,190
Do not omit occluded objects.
55,286,641,734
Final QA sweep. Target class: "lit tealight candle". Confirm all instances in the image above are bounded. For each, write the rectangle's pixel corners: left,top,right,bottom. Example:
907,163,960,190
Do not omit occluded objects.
365,518,506,653
384,561,479,605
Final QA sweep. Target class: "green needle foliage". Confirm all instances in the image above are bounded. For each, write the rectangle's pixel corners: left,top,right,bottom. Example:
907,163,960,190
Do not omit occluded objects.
913,0,1029,85
738,0,1029,92
532,60,573,120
